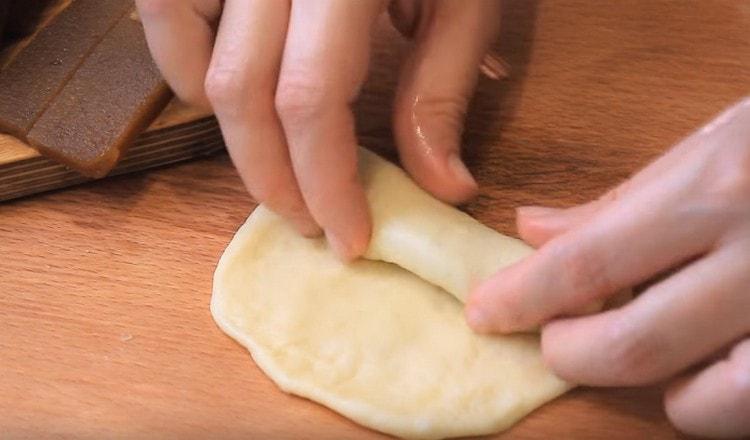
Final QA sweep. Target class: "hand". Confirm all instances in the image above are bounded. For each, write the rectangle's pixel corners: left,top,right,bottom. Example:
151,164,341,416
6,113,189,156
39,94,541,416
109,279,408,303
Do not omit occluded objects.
136,0,501,259
466,98,750,438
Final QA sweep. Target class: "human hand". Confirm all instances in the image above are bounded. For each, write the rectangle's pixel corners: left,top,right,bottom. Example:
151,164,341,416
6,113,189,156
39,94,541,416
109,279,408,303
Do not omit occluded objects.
136,0,501,259
466,98,750,438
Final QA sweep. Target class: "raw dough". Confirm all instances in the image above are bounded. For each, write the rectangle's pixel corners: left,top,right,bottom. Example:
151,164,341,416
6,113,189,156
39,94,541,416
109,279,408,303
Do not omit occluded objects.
360,149,534,303
211,150,570,439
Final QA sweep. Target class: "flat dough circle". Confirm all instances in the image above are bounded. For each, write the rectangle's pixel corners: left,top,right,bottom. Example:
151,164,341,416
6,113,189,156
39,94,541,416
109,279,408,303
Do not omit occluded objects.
212,151,569,439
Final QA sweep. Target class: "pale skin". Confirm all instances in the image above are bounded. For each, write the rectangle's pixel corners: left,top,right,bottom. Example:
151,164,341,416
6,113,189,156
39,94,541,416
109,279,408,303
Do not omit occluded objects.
136,0,498,259
136,1,749,437
466,98,750,438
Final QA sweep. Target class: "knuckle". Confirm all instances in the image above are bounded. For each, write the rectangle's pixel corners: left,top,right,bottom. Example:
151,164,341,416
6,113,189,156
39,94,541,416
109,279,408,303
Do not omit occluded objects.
704,133,750,193
704,149,750,208
700,103,750,206
204,66,273,112
556,244,613,301
275,73,329,123
204,67,247,108
600,317,663,384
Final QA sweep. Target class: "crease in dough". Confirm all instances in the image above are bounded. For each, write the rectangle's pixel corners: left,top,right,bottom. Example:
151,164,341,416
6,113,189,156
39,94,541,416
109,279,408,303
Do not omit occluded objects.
212,148,571,439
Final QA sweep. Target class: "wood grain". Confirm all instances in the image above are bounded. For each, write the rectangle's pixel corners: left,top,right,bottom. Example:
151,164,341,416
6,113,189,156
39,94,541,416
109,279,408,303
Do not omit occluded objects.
2,1,748,438
0,0,216,196
0,101,216,201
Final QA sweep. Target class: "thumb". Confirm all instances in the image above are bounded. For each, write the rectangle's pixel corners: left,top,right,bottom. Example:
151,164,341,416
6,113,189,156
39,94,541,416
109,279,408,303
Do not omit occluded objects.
392,0,501,205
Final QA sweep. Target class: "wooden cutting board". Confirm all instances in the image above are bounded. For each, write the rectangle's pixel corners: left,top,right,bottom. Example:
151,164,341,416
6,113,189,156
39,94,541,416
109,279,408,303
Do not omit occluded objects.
1,1,749,438
0,102,221,201
0,0,223,202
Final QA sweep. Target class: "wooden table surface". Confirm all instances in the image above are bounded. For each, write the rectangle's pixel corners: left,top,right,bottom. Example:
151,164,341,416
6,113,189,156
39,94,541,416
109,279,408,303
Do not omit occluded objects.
2,1,749,438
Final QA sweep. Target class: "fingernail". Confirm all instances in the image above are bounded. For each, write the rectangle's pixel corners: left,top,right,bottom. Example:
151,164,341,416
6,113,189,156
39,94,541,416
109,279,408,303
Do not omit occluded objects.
326,232,355,262
517,205,560,218
447,153,478,189
465,304,492,332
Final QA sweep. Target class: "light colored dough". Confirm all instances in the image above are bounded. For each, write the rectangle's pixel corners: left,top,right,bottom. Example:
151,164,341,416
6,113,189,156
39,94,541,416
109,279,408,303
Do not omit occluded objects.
360,149,533,303
211,149,570,439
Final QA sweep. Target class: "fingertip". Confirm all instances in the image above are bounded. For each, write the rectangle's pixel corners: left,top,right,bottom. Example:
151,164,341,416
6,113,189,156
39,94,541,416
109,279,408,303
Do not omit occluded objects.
347,221,373,260
264,200,322,238
325,213,372,262
327,232,357,262
392,91,477,204
446,153,479,198
664,374,690,407
401,149,479,206
464,295,496,333
662,372,714,438
516,211,553,248
327,235,366,262
464,272,524,334
429,154,479,205
391,0,501,205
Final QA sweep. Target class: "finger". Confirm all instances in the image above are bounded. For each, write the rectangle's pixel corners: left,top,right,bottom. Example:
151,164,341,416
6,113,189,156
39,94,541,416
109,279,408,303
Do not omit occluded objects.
277,0,386,259
389,0,511,81
516,156,696,247
393,0,501,205
516,154,694,248
516,97,750,246
541,240,750,386
205,0,319,236
136,0,221,110
516,203,603,248
466,166,727,333
665,338,750,438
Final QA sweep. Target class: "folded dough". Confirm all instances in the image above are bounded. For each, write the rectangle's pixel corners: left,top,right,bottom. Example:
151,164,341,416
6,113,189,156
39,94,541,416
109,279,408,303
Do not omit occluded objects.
211,149,570,439
360,149,533,303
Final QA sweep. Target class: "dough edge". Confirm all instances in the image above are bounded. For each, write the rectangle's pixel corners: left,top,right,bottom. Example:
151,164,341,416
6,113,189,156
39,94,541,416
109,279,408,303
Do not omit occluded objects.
211,207,572,440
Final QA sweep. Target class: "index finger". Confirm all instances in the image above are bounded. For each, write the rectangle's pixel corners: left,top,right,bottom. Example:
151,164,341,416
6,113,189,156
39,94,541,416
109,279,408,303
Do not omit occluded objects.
136,0,221,110
465,168,722,333
276,0,386,260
